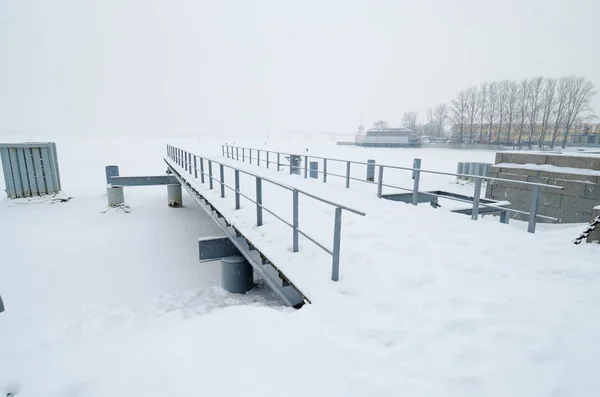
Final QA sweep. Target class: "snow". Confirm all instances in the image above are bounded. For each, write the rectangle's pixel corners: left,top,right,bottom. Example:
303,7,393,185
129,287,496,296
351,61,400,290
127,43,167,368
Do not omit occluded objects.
2,137,600,397
496,162,600,177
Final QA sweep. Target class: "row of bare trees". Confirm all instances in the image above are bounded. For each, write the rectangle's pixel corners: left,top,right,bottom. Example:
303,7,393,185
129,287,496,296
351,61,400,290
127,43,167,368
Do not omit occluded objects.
448,76,596,148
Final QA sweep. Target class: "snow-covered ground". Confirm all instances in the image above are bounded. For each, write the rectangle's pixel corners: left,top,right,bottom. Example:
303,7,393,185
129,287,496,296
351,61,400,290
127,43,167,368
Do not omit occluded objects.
1,136,599,396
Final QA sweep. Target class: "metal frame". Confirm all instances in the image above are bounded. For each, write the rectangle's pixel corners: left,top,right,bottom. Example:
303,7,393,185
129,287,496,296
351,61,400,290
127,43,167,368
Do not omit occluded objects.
222,144,565,234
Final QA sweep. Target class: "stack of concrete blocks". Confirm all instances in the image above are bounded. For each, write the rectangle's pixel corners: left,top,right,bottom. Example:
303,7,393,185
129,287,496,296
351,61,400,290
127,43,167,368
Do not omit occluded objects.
456,162,493,182
588,206,600,243
485,152,600,223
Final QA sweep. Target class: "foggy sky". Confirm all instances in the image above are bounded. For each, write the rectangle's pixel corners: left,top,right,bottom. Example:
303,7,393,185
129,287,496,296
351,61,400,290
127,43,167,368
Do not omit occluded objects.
1,0,598,138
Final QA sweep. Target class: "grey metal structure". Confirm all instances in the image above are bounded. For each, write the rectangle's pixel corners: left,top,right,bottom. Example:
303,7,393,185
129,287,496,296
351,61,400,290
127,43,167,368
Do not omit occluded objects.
220,256,254,294
222,144,565,234
166,145,366,307
0,142,61,198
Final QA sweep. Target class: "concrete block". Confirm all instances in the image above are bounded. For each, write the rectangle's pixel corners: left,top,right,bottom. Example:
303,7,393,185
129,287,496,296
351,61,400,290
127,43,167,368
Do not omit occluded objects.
498,167,540,177
561,196,600,214
526,176,549,188
545,155,600,170
499,153,548,165
545,206,591,223
587,207,600,243
540,179,585,197
538,192,562,208
494,152,504,164
492,174,528,190
538,171,598,184
584,184,600,200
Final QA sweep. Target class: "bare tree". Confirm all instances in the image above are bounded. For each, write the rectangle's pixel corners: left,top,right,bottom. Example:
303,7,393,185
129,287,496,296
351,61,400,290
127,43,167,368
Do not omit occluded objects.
561,76,596,148
538,77,557,148
451,91,468,142
477,82,488,142
516,79,530,147
372,120,389,129
550,77,570,149
485,81,499,142
433,104,449,137
495,80,510,143
402,112,418,132
465,86,479,143
527,76,544,149
505,81,519,145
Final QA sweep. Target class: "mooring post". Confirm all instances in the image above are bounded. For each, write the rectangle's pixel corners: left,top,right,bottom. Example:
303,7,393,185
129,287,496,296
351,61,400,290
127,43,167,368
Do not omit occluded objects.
292,189,299,252
528,185,541,233
220,256,254,294
323,158,327,183
472,178,482,220
377,165,384,198
309,161,318,179
167,184,183,207
200,157,205,183
105,165,120,185
208,160,213,190
412,158,421,205
366,160,375,182
256,177,263,226
234,170,240,210
331,207,342,281
304,156,308,178
220,164,225,198
345,161,351,188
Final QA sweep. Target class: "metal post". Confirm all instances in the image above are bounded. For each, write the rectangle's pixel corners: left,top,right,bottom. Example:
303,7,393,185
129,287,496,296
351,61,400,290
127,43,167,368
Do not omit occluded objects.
256,177,263,226
331,207,342,281
345,161,351,188
366,160,375,181
277,152,281,171
289,156,293,175
323,158,327,183
208,160,213,189
222,145,225,157
471,178,482,220
304,156,308,178
266,151,269,169
184,152,188,172
249,149,252,164
193,156,198,178
105,165,119,185
500,210,510,224
377,165,384,198
236,147,239,161
528,185,541,233
242,148,245,162
200,157,205,183
292,189,299,252
257,150,260,167
235,170,240,210
189,153,193,175
412,158,421,205
220,164,225,198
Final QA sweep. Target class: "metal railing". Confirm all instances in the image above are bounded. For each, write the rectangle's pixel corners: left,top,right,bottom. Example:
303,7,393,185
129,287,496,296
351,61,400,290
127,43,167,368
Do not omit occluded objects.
167,145,366,281
222,144,565,234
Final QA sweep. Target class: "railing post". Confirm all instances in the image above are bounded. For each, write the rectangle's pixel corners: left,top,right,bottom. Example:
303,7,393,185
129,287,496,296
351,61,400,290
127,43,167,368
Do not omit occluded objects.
208,160,213,189
257,150,260,167
266,151,269,169
331,207,342,281
200,157,205,183
235,170,240,210
277,152,281,171
345,161,351,188
242,148,245,162
528,185,541,233
236,147,239,161
249,149,252,164
412,158,421,205
471,178,482,220
193,155,198,178
184,152,188,172
304,156,308,178
189,153,193,175
323,158,327,183
220,164,225,198
289,156,293,175
256,177,263,226
292,189,299,252
377,165,384,198
222,145,225,157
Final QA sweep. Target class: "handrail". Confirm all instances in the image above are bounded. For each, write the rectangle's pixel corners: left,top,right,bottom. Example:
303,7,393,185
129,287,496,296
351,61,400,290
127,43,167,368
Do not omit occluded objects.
222,144,565,233
166,145,365,281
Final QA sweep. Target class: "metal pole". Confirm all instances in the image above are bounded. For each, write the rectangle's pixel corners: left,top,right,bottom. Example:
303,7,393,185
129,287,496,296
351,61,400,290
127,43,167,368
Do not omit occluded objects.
249,149,252,164
208,160,213,189
200,157,205,183
220,164,225,198
331,207,342,281
235,170,240,210
256,177,263,226
377,165,384,198
292,189,299,252
412,158,421,205
257,150,260,167
528,185,541,233
193,156,198,178
289,156,293,175
304,156,308,178
471,178,482,220
184,152,188,172
222,145,225,157
345,161,351,188
323,158,327,183
242,148,245,162
277,152,280,171
266,151,269,169
236,147,239,161
189,153,193,175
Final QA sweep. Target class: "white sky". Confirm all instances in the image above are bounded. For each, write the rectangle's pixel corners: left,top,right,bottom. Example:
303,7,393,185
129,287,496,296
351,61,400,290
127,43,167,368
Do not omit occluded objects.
0,0,598,138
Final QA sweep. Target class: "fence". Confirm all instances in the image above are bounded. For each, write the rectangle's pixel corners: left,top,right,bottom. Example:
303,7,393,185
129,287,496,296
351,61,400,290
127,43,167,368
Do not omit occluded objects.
221,144,565,234
166,145,366,281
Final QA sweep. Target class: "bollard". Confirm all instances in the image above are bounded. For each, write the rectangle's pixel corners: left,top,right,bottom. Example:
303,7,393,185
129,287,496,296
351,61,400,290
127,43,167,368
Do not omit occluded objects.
167,184,183,207
456,162,464,180
220,256,254,294
105,165,120,185
107,186,124,207
309,161,318,179
366,160,375,182
471,163,480,183
468,162,476,182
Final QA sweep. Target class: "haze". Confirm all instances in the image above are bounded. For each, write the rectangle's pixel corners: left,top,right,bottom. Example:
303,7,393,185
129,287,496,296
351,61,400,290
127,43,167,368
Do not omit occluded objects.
1,0,598,139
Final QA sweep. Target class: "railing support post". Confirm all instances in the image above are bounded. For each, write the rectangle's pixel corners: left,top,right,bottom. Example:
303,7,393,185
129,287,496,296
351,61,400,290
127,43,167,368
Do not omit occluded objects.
235,170,240,210
193,156,198,178
189,153,193,175
277,152,281,171
208,160,213,189
236,147,239,161
222,145,225,157
242,148,245,162
249,149,252,164
471,178,482,220
323,158,327,183
528,185,541,233
266,151,269,169
345,161,351,188
331,207,342,281
200,157,205,183
377,165,384,198
292,189,299,252
257,150,260,167
304,155,308,178
256,177,263,226
220,164,225,198
412,158,421,205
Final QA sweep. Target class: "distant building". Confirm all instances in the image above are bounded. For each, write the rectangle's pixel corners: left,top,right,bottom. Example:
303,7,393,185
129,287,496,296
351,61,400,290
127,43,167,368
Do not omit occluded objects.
355,127,419,147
